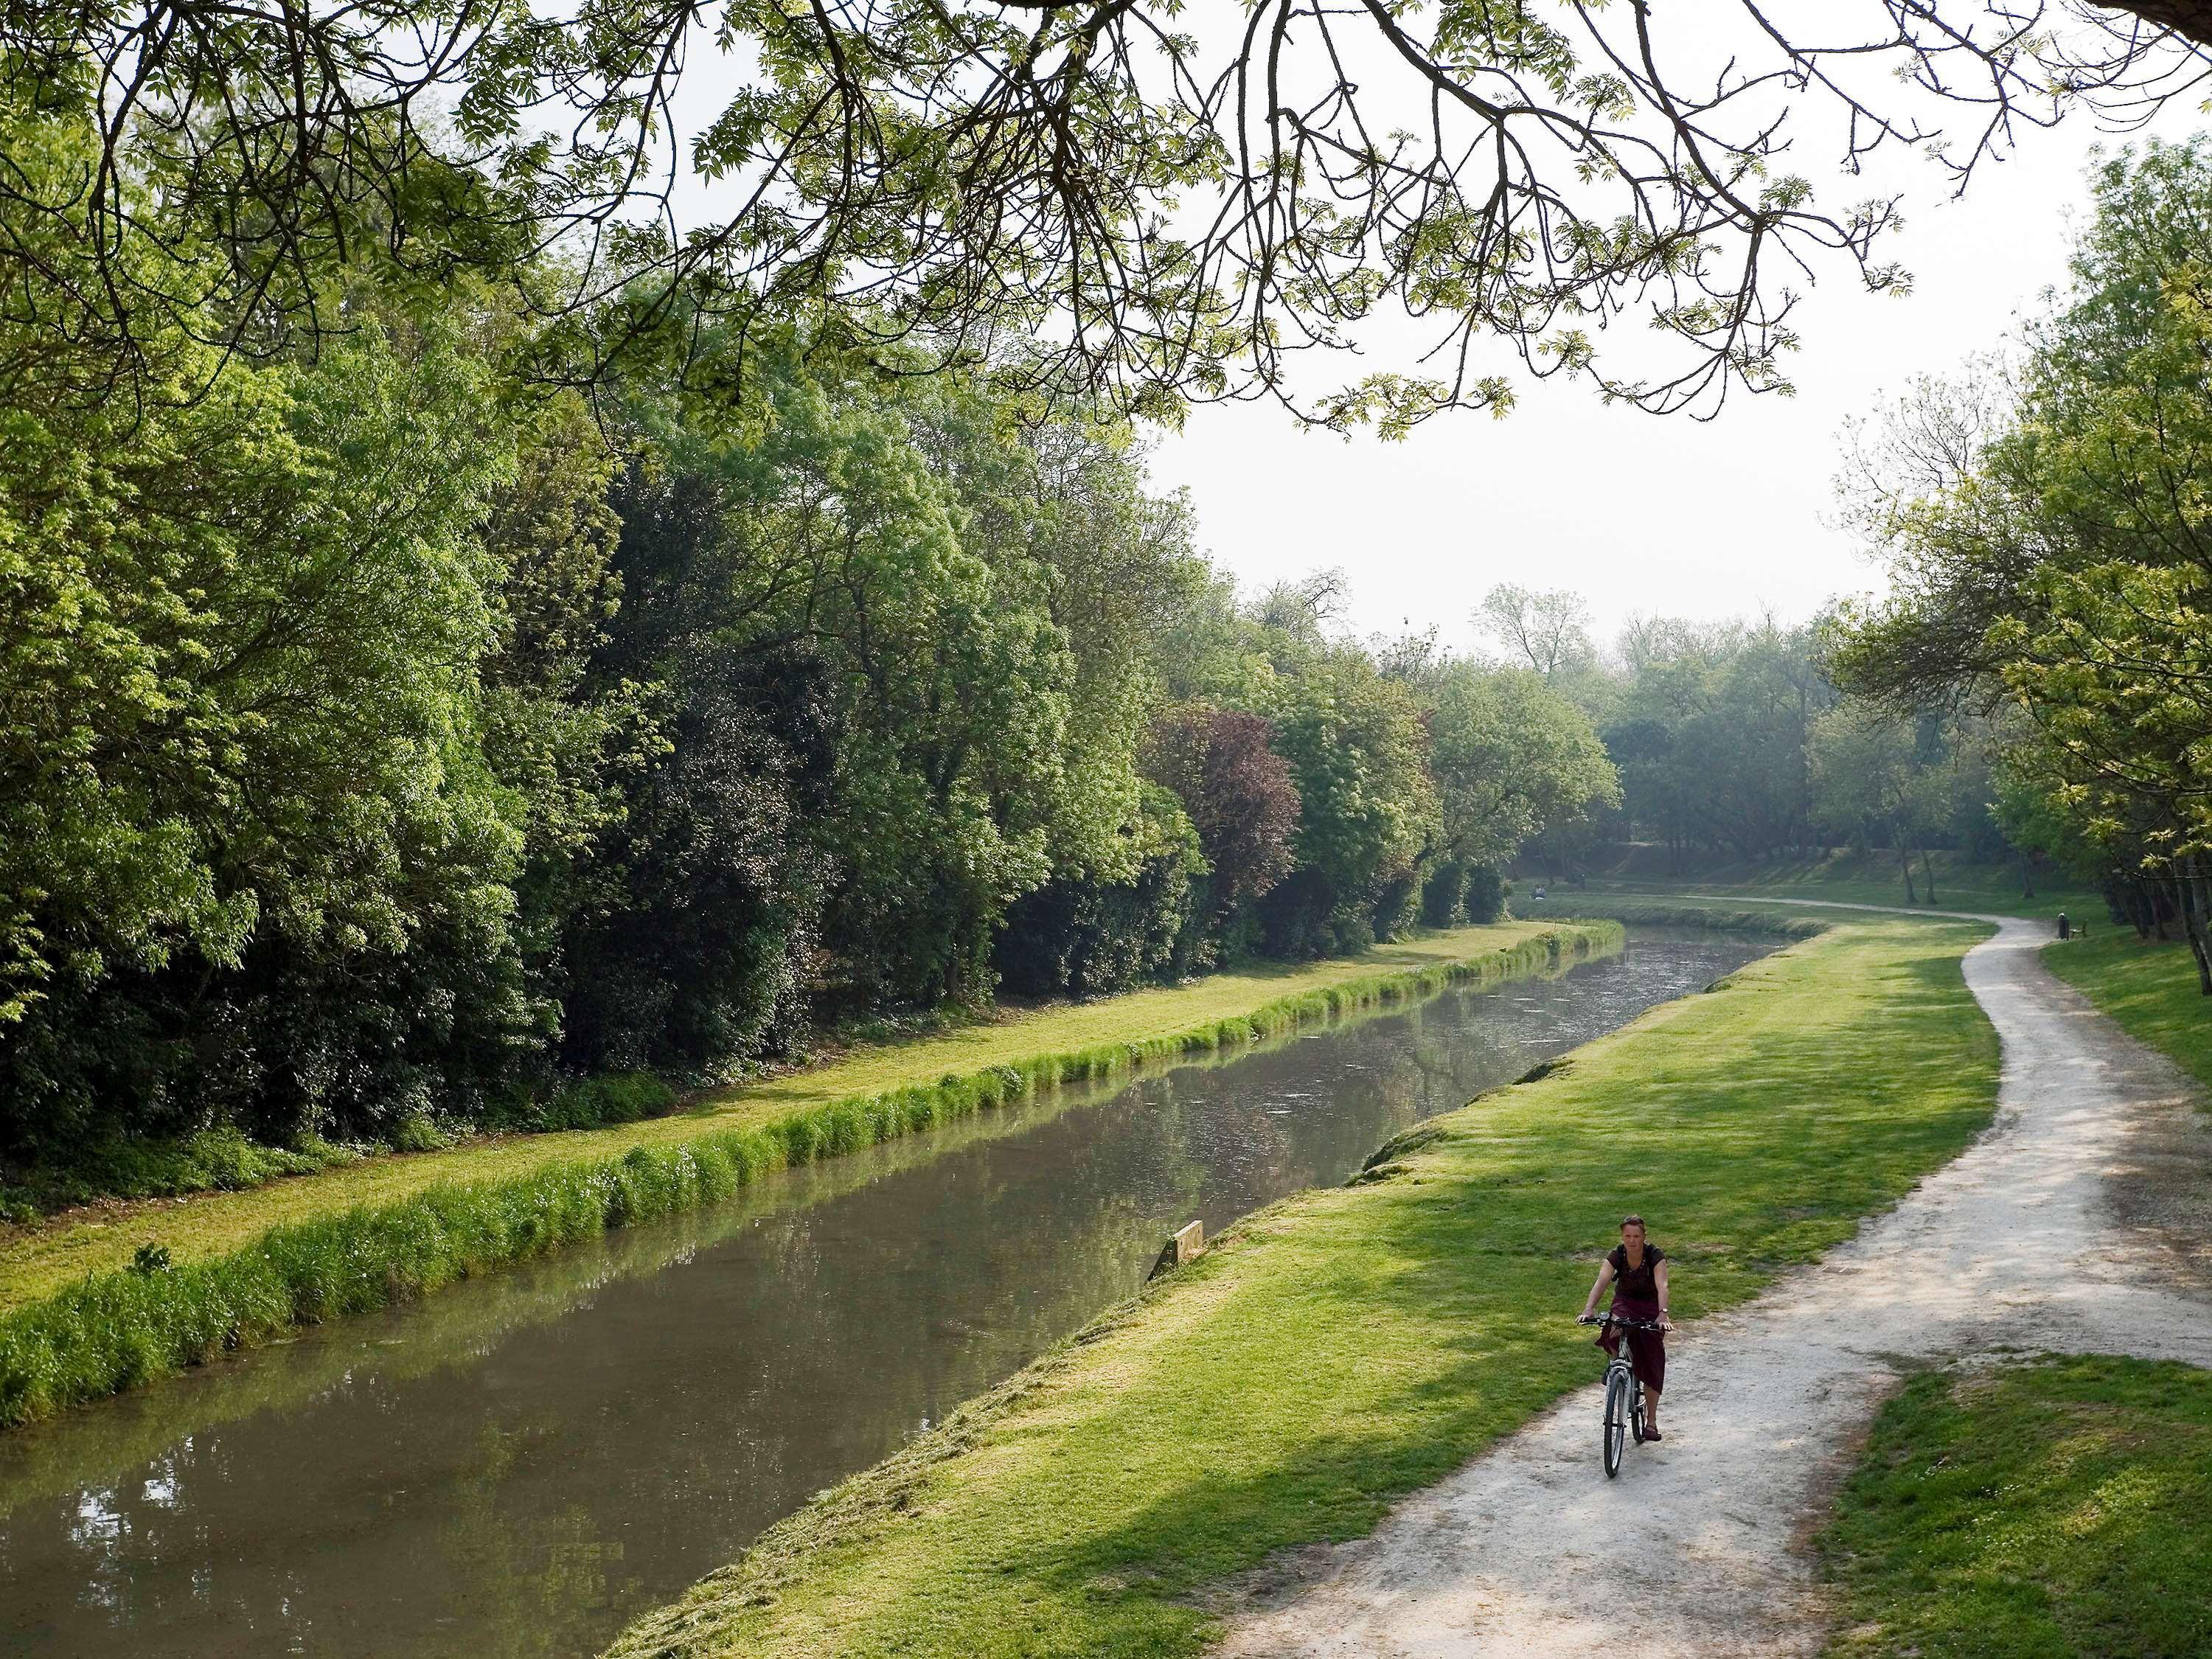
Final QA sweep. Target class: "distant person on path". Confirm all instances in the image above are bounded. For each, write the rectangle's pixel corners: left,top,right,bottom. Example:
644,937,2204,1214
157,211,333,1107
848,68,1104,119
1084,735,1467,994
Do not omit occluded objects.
1578,1214,1672,1438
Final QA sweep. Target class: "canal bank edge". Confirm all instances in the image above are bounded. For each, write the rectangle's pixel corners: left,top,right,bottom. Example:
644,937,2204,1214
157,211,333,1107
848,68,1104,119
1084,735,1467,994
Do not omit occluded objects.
600,914,1997,1659
0,925,1608,1308
0,922,1620,1430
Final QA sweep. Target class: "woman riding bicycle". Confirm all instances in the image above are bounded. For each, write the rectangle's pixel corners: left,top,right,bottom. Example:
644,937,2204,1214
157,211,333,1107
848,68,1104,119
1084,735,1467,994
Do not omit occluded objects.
1578,1213,1672,1438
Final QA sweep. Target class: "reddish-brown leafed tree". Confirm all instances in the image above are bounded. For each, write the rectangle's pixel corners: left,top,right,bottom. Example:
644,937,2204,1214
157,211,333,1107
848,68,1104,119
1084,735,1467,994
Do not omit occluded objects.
1144,706,1301,911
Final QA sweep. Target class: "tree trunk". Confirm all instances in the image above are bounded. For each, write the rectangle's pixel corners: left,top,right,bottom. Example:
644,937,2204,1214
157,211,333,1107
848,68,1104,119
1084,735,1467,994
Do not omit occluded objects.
2020,854,2035,900
1897,838,1918,905
2187,858,2212,996
1919,846,1939,906
2170,861,2212,995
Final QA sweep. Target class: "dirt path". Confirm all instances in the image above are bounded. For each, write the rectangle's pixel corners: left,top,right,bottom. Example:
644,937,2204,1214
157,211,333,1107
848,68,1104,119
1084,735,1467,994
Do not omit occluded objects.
1211,910,2212,1659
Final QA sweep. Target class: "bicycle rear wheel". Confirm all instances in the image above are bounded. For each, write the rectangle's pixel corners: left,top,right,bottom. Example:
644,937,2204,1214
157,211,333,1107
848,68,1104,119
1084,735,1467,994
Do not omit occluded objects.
1603,1369,1630,1478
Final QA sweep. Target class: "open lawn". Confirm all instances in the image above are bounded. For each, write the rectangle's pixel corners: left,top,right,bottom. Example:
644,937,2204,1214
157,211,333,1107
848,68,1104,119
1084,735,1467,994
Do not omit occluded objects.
1820,1357,2212,1659
1555,849,2089,921
604,916,2000,1659
2043,930,2212,1099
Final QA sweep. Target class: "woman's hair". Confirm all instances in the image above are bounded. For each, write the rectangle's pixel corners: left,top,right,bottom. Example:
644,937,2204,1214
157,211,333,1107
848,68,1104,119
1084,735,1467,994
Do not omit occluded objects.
1620,1213,1646,1231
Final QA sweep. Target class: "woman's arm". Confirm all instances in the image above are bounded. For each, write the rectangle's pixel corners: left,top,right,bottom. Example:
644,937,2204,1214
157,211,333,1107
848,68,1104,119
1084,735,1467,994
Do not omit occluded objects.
1579,1259,1615,1318
1655,1259,1672,1329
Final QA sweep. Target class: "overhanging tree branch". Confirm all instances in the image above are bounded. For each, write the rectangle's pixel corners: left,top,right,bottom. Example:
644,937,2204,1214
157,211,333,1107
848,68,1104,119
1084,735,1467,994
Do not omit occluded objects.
5,1,2210,422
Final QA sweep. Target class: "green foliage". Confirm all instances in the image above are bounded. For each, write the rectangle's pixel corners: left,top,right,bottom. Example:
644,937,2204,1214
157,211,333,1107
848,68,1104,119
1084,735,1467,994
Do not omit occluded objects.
1806,704,1960,899
1425,663,1618,866
1254,647,1438,954
993,787,1204,999
1821,1357,2212,1659
0,230,538,1147
1832,139,2212,989
1599,616,1835,866
0,111,512,1032
0,1129,364,1217
0,94,1648,1211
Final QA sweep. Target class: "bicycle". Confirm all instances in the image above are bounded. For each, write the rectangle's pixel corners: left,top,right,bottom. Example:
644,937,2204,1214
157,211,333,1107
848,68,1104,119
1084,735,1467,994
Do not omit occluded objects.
1577,1312,1665,1478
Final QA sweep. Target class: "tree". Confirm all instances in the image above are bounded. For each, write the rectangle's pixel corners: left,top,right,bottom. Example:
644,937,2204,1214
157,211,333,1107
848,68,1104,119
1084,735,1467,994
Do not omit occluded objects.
1596,613,1835,866
1422,663,1618,910
1141,705,1302,949
1834,139,2212,985
0,178,538,1144
16,4,2212,424
1253,648,1438,955
1478,586,1598,688
1808,706,1954,903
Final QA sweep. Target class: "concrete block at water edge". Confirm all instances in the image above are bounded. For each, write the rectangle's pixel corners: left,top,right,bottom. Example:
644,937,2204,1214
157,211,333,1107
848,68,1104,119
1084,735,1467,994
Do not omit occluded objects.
1149,1220,1205,1281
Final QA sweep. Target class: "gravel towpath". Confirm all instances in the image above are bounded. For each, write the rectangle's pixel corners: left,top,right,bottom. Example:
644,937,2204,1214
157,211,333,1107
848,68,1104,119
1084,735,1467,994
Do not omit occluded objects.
1210,908,2212,1659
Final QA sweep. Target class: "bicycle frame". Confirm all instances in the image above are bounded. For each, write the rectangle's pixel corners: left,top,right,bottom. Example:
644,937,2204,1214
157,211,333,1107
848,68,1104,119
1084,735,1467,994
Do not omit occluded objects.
1582,1311,1662,1478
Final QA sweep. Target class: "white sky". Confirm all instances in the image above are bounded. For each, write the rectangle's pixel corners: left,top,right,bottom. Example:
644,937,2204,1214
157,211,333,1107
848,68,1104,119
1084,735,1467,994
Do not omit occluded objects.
650,8,2204,657
1146,109,2196,659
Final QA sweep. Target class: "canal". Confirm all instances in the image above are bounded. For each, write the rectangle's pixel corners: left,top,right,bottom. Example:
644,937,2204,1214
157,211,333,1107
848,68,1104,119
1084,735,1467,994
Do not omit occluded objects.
0,927,1767,1658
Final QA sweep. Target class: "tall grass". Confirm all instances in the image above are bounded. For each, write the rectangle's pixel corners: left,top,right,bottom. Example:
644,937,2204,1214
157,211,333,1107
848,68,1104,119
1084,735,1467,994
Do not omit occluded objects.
0,922,1617,1430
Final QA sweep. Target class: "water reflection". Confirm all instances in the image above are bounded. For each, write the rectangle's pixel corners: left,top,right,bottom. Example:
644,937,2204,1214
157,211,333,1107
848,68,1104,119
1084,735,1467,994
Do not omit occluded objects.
0,929,1765,1658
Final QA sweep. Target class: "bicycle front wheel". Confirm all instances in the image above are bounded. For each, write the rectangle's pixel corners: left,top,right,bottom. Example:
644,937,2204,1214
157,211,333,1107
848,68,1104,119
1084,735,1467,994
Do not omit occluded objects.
1603,1369,1630,1478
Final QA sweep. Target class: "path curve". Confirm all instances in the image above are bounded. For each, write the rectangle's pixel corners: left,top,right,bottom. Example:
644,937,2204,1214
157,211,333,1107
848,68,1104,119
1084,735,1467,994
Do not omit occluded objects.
1212,908,2212,1658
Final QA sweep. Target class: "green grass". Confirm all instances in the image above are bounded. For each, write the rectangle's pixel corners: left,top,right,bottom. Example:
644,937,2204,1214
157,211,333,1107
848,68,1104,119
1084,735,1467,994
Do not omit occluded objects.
0,1072,687,1222
0,922,1614,1429
2044,930,2212,1099
603,916,2000,1659
1543,899,1832,939
1820,1357,2212,1659
1559,849,2089,921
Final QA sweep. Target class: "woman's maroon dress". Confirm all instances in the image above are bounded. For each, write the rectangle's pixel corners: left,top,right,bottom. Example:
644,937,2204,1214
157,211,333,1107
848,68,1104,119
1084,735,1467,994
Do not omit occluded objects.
1596,1243,1666,1392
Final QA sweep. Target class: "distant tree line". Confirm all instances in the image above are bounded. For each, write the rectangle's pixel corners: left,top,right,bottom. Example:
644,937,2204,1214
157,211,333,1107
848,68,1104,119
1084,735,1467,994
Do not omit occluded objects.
1503,140,2212,1001
1454,588,2019,907
0,102,1620,1172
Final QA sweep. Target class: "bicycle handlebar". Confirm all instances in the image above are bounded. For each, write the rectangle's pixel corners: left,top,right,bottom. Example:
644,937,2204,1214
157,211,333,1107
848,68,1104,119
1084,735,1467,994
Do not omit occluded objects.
1576,1312,1667,1331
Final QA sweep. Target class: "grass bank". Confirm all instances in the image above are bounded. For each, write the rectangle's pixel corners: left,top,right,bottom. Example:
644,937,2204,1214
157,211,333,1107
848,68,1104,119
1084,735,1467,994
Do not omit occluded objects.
604,915,1998,1659
1820,1356,2212,1658
2043,930,2212,1099
1551,849,2087,921
1537,898,1830,940
0,920,1614,1429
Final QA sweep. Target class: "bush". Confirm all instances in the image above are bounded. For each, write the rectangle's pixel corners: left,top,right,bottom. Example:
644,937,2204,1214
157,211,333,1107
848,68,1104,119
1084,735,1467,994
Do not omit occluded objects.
1370,870,1423,941
536,1074,680,1132
1421,860,1470,927
993,794,1203,999
1465,864,1507,923
0,1128,364,1216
